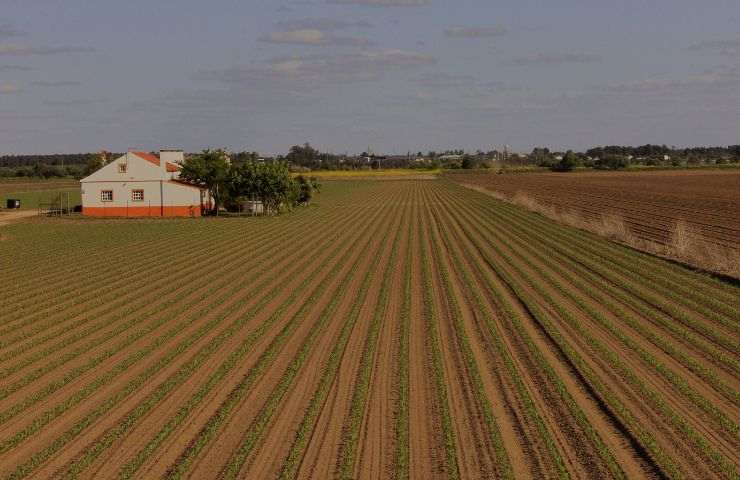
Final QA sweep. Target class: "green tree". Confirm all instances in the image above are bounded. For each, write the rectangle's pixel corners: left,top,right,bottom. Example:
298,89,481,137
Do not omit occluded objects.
229,160,295,213
552,150,578,172
293,175,317,205
595,154,629,170
83,155,104,176
179,149,230,214
461,155,477,169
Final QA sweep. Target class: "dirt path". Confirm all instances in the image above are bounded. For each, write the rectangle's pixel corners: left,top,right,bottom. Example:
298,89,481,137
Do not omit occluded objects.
0,209,36,227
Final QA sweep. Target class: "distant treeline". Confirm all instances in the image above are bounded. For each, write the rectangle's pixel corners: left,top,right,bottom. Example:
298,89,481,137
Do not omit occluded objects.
0,153,123,178
2,144,739,178
530,144,740,171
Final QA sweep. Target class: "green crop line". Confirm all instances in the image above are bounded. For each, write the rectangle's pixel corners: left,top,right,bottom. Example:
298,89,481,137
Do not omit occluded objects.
154,190,401,480
478,203,740,414
0,202,327,341
424,201,515,479
456,230,680,477
0,221,223,317
446,179,740,306
426,187,576,480
392,204,412,480
275,206,398,480
335,200,406,480
461,186,740,379
0,199,356,416
444,188,736,479
54,194,391,480
3,179,737,480
454,182,740,377
5,199,375,479
0,205,355,429
417,207,461,480
444,179,740,312
458,182,740,330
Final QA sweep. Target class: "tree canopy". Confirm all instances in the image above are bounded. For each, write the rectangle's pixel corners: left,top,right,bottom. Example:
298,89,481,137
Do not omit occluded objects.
179,149,231,213
180,149,319,215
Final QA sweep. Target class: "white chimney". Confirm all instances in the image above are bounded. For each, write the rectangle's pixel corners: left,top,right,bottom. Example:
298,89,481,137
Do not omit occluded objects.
160,149,184,167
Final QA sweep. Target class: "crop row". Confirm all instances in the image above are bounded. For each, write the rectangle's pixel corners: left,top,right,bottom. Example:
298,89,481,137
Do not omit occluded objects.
417,209,461,480
479,200,740,425
456,183,740,387
161,193,403,480
0,202,332,341
4,190,391,479
1,185,388,318
0,203,361,434
335,202,406,479
441,183,736,478
0,198,362,420
1,221,223,316
428,188,581,479
454,181,740,375
392,190,414,480
274,201,405,480
0,201,344,364
422,196,515,479
56,190,399,479
473,184,740,323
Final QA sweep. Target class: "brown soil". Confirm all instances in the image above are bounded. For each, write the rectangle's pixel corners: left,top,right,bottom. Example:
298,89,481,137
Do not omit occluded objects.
2,179,737,480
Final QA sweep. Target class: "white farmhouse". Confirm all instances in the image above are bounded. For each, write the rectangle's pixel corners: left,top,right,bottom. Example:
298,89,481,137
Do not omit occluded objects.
80,149,206,217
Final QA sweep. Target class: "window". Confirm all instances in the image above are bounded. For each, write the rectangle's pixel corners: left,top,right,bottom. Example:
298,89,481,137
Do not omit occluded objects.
131,189,144,202
100,190,113,202
118,163,127,173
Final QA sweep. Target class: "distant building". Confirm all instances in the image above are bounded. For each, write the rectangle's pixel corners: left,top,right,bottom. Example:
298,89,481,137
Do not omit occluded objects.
80,149,206,217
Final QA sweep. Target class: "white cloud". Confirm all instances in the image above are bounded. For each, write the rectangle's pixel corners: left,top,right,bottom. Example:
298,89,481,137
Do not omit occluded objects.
687,38,740,57
506,52,601,66
604,64,740,93
276,18,373,30
31,80,82,87
328,0,430,6
0,44,95,56
259,29,371,46
262,29,328,45
199,50,437,87
445,26,507,38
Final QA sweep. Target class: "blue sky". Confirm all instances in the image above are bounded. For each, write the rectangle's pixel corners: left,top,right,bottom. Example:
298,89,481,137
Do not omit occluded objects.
1,0,738,154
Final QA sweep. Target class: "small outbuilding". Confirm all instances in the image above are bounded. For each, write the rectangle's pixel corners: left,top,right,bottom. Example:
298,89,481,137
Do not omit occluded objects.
80,150,206,217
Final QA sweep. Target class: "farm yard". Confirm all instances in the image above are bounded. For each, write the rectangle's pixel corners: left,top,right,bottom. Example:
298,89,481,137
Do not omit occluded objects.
446,169,740,276
0,179,80,210
0,179,738,479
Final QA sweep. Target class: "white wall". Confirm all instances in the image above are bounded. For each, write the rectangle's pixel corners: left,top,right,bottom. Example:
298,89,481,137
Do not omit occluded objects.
81,180,200,208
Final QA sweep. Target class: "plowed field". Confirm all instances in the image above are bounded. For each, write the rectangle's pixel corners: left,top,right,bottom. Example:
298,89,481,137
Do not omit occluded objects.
0,179,738,479
446,169,740,252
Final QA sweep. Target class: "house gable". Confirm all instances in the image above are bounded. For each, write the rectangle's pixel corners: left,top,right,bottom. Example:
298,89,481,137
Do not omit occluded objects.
80,152,178,183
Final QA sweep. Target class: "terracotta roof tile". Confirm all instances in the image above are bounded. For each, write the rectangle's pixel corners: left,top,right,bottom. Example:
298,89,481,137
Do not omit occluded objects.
131,151,181,172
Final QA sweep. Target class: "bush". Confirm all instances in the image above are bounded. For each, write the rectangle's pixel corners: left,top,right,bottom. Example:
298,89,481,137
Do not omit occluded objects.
551,150,578,172
594,154,629,170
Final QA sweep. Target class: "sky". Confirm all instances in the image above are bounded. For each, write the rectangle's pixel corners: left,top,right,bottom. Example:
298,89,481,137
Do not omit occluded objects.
1,0,739,155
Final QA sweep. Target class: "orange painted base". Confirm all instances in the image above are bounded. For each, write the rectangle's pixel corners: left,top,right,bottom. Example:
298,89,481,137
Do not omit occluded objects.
83,205,201,217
